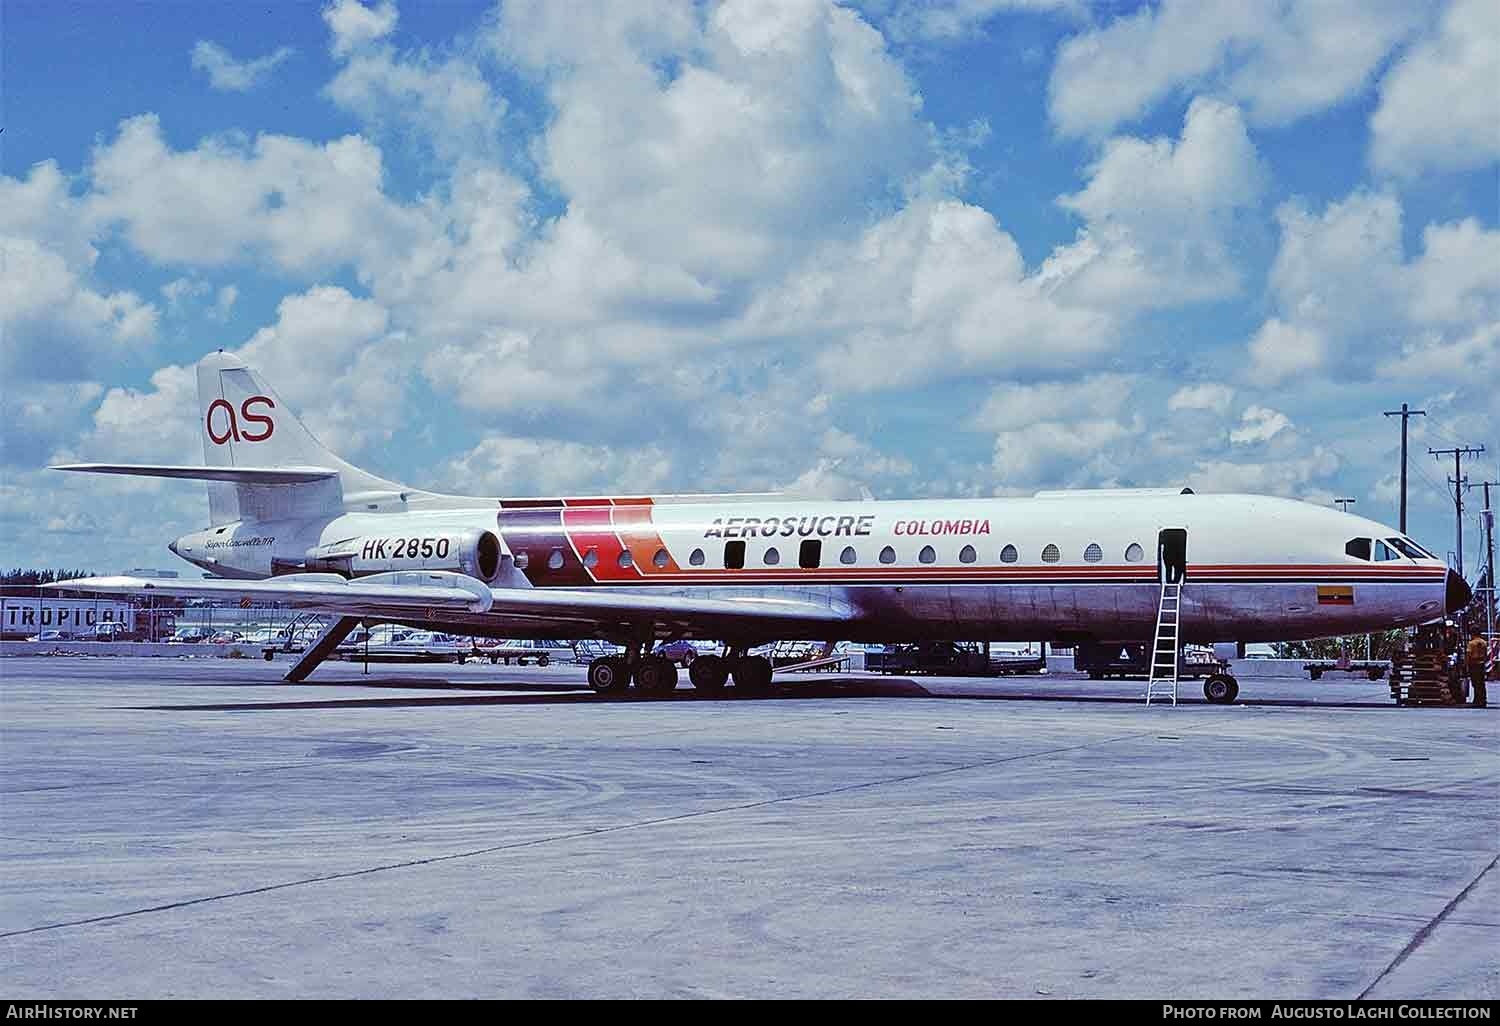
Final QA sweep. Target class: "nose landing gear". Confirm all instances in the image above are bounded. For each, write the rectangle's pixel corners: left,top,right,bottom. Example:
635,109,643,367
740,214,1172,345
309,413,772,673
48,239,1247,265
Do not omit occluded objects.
1203,672,1239,704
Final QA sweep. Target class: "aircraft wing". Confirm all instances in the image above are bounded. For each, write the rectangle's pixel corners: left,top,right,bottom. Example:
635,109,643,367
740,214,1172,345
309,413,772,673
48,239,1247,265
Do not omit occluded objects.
48,573,851,635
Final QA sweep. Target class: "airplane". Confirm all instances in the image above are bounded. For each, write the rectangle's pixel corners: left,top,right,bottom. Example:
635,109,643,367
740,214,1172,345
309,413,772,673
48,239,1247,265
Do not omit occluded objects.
48,351,1471,703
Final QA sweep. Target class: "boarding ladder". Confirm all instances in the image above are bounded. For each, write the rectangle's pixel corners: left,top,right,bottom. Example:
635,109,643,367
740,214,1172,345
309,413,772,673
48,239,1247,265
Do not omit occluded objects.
1145,579,1182,706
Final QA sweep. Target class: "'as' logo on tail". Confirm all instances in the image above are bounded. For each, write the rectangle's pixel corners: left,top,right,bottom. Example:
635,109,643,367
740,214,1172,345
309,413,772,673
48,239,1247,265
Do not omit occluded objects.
206,395,276,444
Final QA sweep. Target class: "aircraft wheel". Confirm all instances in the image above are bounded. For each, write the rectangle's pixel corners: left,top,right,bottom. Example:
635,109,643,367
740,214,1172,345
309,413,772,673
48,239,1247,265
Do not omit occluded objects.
636,656,679,695
732,655,774,695
588,656,630,695
1203,674,1239,704
689,654,728,694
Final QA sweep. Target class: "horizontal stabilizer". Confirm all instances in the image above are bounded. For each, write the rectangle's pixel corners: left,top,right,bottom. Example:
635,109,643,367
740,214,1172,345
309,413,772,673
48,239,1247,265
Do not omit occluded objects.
52,463,339,484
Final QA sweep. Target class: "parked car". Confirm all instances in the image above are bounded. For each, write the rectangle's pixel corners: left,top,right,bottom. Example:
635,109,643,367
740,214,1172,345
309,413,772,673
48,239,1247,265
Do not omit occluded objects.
207,631,243,645
653,640,699,666
27,630,70,643
167,627,212,644
478,639,574,666
388,631,467,663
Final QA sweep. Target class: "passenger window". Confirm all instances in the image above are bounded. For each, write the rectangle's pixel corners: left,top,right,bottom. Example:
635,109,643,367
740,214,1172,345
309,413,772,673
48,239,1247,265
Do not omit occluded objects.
1041,544,1060,563
689,548,705,566
1345,538,1371,561
582,548,599,568
1000,544,1018,564
1374,541,1400,562
840,546,857,565
617,550,634,569
919,545,936,564
764,546,781,566
799,539,821,569
653,547,670,568
879,545,897,564
1084,543,1103,563
1124,543,1144,562
959,544,976,564
724,540,746,569
547,548,565,570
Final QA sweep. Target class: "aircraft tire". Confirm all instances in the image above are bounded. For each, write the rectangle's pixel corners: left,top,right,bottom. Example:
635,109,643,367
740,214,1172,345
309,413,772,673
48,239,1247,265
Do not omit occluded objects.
636,656,679,695
1203,674,1239,704
588,656,630,695
689,655,728,694
732,655,774,695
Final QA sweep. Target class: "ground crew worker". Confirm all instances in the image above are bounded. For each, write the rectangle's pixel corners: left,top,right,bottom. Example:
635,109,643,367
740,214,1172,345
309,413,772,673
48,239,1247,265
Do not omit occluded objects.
1467,635,1489,708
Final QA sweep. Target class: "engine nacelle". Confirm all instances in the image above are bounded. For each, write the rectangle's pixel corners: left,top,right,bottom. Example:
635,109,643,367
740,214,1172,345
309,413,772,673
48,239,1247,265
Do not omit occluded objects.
303,529,502,582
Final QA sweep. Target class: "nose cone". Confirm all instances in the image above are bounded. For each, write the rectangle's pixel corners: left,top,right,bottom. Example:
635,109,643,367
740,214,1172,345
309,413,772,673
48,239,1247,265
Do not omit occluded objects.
1445,570,1472,614
168,539,180,556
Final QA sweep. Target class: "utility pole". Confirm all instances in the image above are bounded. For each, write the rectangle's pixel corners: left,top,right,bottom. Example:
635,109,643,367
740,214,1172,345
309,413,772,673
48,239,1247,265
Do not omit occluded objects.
1384,404,1426,533
1481,481,1496,639
1430,445,1485,577
1335,498,1356,513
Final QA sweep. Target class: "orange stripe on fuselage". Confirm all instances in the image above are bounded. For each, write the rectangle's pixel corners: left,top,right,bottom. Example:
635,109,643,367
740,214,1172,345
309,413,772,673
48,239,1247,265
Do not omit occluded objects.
611,503,680,574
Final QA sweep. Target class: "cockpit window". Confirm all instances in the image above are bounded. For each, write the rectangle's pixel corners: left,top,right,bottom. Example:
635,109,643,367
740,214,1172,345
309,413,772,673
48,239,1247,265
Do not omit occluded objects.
1345,538,1371,561
1387,537,1431,560
1374,540,1400,562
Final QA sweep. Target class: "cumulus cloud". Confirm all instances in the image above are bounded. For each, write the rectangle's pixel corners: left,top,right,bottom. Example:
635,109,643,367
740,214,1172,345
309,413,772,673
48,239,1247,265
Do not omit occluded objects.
323,0,398,57
1242,190,1499,389
325,47,505,163
1048,0,1429,137
1041,98,1267,311
1166,383,1234,415
877,0,1078,43
1229,405,1292,445
85,114,432,277
0,236,158,382
491,0,928,285
443,436,675,497
1371,0,1500,177
190,41,294,92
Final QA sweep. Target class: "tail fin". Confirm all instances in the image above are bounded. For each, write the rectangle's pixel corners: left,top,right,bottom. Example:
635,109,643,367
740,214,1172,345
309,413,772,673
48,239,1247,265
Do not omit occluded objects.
197,351,405,524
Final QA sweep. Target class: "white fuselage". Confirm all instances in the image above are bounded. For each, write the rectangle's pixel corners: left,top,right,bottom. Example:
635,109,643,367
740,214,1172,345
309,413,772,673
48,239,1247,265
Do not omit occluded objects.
169,491,1456,646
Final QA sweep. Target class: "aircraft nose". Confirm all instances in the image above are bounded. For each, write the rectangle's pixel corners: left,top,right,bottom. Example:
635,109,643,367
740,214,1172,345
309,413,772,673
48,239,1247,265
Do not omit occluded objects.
168,539,179,556
1445,570,1472,614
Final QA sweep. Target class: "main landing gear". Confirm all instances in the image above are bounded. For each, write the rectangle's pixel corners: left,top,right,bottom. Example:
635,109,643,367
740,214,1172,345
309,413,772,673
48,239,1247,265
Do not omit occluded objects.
588,644,773,698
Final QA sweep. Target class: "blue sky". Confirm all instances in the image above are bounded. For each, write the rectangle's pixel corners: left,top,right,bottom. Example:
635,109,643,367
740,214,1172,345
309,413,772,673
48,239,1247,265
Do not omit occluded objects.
1,0,1497,578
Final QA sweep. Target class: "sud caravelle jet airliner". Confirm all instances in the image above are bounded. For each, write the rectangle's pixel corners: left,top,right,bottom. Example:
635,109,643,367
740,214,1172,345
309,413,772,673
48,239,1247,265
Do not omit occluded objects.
51,352,1470,702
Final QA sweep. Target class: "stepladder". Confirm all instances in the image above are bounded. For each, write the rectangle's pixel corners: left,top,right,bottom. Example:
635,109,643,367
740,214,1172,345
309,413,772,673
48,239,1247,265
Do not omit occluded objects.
1145,579,1182,705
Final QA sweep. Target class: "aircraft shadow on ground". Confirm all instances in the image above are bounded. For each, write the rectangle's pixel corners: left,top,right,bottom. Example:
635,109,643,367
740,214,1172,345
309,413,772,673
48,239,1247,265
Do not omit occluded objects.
129,675,1397,712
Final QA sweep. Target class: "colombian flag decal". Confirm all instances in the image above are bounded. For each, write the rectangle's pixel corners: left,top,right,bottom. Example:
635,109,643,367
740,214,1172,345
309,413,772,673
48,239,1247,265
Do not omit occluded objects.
1317,585,1355,605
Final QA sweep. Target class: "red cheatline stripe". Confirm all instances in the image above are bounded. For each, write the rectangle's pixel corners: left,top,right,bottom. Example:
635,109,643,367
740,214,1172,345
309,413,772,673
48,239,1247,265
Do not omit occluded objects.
561,505,640,582
612,504,679,574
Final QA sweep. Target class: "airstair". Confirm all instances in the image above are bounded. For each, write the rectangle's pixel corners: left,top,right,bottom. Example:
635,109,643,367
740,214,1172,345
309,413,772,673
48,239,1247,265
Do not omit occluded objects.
1145,579,1182,706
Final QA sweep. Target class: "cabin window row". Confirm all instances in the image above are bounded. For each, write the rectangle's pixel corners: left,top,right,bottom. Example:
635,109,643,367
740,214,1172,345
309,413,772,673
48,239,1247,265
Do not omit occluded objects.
516,540,1152,571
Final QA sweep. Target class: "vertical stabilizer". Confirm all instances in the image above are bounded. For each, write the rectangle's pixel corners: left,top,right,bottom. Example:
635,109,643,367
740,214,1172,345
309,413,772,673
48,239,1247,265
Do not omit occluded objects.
196,351,404,524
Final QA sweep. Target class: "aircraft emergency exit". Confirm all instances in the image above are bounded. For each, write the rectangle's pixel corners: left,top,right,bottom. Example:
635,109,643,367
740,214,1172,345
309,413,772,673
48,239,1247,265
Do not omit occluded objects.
51,352,1470,702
